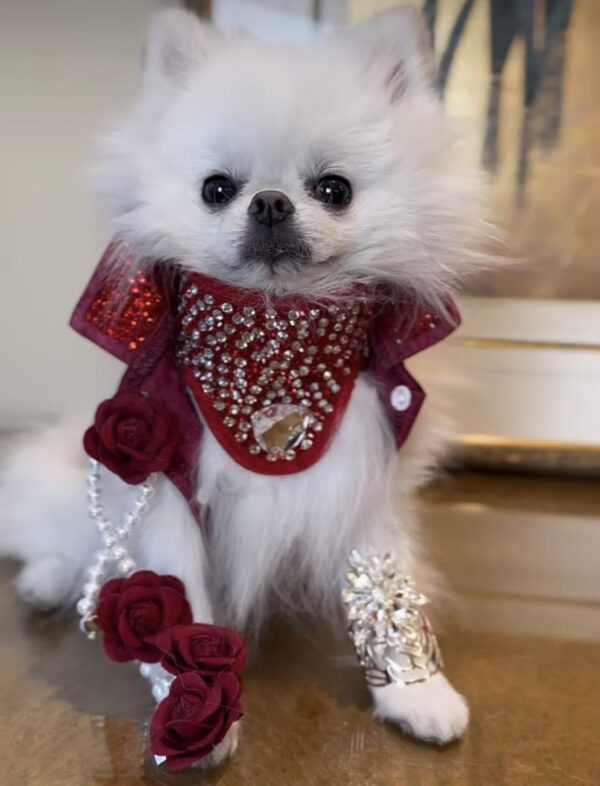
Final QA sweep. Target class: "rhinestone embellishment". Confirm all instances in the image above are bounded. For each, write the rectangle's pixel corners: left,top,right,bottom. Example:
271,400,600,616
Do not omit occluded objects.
176,275,373,466
84,243,164,352
342,550,443,687
251,404,313,455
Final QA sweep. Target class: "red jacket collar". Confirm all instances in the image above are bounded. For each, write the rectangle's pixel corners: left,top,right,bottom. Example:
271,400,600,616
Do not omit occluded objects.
71,243,459,505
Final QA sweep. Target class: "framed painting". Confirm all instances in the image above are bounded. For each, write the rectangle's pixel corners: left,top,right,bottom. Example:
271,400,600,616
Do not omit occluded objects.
351,0,600,473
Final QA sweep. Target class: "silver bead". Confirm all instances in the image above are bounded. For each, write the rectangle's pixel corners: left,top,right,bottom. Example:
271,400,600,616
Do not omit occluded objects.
82,581,99,597
119,557,137,576
76,598,91,616
110,545,127,561
152,683,169,702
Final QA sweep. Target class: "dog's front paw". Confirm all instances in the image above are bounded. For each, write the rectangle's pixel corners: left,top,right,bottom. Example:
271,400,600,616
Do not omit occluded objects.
192,722,240,770
371,673,469,745
15,554,75,611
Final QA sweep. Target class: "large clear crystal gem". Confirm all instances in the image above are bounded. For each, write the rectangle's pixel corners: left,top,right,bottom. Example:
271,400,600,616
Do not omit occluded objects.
251,404,311,454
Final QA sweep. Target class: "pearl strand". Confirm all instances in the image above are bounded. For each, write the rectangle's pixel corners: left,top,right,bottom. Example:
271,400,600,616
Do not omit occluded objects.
77,459,155,637
139,662,175,704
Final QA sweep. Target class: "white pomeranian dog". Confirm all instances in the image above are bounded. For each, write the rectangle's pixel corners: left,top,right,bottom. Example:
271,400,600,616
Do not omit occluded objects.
0,7,489,766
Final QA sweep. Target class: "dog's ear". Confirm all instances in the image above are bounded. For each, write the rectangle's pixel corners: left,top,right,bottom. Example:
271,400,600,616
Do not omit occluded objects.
142,9,220,94
341,7,436,101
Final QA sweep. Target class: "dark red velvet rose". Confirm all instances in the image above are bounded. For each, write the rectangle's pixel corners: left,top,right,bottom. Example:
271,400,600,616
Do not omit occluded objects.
150,671,243,770
97,571,192,663
157,624,248,677
83,391,179,484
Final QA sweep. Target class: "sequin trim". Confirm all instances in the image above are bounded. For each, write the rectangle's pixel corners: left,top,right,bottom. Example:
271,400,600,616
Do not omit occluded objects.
84,244,164,352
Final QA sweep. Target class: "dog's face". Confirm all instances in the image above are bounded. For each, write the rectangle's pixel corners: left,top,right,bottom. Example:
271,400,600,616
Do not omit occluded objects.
98,9,486,302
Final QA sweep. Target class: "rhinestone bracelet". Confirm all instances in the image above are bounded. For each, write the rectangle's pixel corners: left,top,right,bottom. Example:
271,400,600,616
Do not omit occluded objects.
342,550,443,687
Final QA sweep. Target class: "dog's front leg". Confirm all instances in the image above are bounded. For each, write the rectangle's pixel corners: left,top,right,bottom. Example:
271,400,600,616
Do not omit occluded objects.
131,478,213,622
341,538,469,745
128,478,241,769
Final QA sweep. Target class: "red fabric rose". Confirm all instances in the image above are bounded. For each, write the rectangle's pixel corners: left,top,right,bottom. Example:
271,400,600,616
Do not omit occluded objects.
157,624,248,677
150,671,243,770
84,391,179,484
97,571,192,663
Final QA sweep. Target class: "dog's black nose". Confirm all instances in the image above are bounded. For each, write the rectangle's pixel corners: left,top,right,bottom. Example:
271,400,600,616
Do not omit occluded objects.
248,190,295,227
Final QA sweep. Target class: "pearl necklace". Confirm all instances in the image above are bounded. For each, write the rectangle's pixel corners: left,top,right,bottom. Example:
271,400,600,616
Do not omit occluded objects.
76,458,155,635
77,459,175,710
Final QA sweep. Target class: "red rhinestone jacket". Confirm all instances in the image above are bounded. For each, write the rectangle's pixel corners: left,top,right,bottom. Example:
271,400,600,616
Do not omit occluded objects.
71,243,459,508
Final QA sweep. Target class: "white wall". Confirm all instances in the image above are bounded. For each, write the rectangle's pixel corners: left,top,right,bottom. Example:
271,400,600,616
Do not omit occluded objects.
0,0,165,428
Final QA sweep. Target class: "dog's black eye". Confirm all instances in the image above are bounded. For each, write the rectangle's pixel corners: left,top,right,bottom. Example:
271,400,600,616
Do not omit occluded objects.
202,175,237,206
314,175,352,208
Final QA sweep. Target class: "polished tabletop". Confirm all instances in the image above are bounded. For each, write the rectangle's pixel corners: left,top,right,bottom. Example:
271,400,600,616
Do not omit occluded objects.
1,472,599,785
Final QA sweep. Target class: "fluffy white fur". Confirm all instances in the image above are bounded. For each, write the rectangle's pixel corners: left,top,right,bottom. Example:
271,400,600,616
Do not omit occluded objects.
0,7,489,760
96,9,488,305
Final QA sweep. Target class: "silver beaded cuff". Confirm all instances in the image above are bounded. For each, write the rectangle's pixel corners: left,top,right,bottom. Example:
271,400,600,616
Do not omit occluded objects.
342,550,443,688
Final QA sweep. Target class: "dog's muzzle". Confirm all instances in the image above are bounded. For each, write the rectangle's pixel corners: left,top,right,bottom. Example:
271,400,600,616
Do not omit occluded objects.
241,190,312,267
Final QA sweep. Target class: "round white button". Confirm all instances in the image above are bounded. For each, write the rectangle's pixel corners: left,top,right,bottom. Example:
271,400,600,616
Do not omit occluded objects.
390,385,412,412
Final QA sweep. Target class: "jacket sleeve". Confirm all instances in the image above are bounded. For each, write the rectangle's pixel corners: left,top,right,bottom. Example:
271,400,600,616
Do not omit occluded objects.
368,297,460,450
71,241,204,522
70,241,171,365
